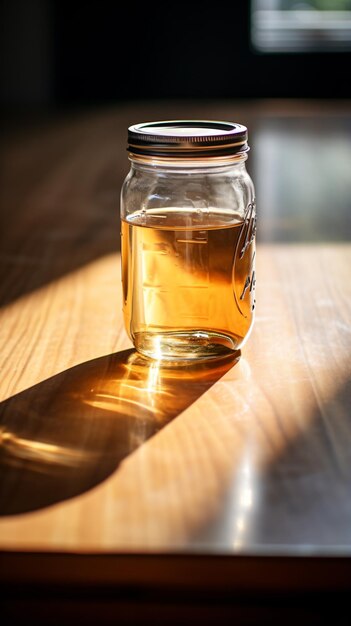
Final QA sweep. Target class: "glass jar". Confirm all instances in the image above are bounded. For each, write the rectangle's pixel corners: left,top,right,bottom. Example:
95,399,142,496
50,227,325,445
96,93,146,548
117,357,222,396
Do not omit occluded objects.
120,120,256,361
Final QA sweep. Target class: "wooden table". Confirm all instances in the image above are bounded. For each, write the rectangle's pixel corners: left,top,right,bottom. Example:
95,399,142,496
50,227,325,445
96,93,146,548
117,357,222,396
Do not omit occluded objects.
1,101,351,624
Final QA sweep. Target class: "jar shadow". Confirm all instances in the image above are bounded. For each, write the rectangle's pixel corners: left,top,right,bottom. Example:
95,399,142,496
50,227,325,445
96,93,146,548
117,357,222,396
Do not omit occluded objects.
0,349,239,516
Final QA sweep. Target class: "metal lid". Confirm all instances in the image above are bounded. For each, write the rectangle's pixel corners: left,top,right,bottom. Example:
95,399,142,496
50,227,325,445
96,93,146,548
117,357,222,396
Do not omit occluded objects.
127,120,249,158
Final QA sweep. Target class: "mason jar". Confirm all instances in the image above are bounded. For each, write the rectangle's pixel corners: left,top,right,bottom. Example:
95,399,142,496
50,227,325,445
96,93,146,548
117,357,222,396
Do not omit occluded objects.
120,120,256,361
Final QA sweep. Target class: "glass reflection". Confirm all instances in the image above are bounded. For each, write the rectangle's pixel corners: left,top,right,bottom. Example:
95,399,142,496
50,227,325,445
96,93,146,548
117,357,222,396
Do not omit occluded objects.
0,349,239,515
79,351,239,428
0,427,95,471
232,454,256,550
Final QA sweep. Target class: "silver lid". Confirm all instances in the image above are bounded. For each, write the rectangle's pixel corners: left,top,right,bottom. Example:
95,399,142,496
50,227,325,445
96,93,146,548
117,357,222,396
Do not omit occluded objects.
128,120,249,158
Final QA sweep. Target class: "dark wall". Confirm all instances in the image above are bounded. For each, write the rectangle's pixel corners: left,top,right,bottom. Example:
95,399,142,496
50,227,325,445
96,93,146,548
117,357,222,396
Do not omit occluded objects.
0,0,52,107
1,0,350,108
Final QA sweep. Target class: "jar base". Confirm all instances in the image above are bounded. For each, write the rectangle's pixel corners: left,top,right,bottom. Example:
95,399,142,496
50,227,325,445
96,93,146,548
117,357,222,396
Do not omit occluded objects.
133,330,242,362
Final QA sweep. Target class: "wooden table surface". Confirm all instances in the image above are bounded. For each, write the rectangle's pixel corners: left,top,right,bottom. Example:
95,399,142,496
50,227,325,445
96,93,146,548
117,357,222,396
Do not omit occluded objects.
1,100,351,623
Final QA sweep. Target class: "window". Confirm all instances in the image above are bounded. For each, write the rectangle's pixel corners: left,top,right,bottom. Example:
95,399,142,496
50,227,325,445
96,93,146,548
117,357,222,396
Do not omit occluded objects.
251,0,351,52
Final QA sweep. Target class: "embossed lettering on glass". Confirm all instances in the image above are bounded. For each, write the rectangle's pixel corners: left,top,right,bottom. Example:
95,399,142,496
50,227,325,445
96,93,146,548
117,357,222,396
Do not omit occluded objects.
121,121,256,361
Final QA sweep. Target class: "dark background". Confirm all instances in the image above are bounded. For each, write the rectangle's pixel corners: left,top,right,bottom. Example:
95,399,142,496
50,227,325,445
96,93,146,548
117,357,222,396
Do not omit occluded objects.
1,0,350,110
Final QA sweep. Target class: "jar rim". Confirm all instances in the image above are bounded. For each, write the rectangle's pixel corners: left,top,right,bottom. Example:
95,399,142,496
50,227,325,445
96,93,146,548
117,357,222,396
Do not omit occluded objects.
128,120,249,158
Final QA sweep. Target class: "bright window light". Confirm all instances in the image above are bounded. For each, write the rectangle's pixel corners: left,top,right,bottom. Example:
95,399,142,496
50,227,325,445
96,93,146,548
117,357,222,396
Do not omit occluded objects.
251,0,351,52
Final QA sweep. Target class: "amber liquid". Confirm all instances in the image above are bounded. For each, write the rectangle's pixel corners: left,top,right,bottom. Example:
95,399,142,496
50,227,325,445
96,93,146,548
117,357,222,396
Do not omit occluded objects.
121,208,256,360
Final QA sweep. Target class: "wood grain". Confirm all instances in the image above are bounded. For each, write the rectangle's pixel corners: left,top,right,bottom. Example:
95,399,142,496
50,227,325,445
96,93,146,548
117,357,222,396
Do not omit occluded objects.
0,104,351,563
0,243,350,552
